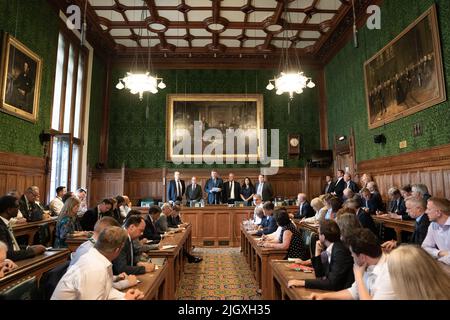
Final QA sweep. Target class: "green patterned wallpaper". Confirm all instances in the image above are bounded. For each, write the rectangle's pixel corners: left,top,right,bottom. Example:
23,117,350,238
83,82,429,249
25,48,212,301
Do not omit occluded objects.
0,0,58,157
107,69,320,169
87,54,105,167
326,0,450,162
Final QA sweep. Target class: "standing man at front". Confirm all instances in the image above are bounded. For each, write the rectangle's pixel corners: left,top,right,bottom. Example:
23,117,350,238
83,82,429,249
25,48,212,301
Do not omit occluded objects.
255,174,274,202
205,170,224,205
223,173,241,204
167,171,185,203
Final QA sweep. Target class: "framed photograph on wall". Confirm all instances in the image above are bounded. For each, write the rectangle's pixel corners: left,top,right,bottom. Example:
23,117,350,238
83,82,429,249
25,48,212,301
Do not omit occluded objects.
166,94,264,163
364,4,446,129
0,33,42,122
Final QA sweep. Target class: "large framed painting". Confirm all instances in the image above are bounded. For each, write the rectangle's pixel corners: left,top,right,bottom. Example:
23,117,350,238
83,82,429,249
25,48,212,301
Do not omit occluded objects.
364,5,446,129
0,33,42,122
166,94,264,163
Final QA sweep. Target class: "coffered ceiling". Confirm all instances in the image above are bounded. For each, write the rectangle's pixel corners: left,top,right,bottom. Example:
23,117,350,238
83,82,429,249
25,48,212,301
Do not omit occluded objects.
50,0,378,68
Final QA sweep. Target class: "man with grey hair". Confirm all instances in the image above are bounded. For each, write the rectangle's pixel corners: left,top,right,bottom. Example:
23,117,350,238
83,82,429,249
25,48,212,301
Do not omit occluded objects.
294,193,314,219
167,171,185,203
155,203,172,234
75,188,88,217
411,184,432,202
381,197,430,252
19,186,44,222
51,226,144,300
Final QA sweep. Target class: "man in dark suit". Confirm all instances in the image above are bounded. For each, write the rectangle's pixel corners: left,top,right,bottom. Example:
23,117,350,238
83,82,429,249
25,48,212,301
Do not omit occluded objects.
287,220,354,291
324,175,333,194
143,206,162,242
80,198,113,231
167,171,185,203
0,195,46,261
381,198,430,252
294,193,315,219
331,170,346,200
185,176,203,204
255,174,274,202
347,198,378,237
343,173,359,193
204,170,224,204
112,215,155,275
222,173,242,204
255,202,277,236
19,186,44,222
387,187,407,216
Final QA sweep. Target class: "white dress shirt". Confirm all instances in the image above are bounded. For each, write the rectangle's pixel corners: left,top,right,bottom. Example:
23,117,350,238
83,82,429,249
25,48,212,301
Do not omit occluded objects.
422,217,450,265
0,216,20,251
347,254,396,300
229,181,235,200
51,248,125,300
257,183,263,196
49,197,64,216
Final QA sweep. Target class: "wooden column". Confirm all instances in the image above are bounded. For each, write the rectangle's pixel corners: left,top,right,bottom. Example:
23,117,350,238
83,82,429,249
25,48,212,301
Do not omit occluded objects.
317,68,329,150
99,58,112,166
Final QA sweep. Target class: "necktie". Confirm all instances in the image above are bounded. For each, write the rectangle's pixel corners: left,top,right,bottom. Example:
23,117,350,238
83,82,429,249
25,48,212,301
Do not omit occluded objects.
176,181,180,197
130,239,134,266
7,223,21,251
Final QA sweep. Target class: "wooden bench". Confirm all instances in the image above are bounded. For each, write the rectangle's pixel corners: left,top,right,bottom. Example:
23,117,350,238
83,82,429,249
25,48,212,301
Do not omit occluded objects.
12,217,58,246
373,215,415,243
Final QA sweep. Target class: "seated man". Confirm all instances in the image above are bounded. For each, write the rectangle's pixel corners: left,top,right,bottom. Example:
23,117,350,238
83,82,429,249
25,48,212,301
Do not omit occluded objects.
422,197,450,265
294,193,315,220
112,215,154,275
143,205,163,241
155,203,177,234
386,187,407,217
382,197,430,252
0,241,17,278
255,202,277,236
346,198,378,237
49,186,66,216
252,195,263,224
309,228,396,300
51,226,144,300
0,195,46,261
80,198,114,231
288,220,354,291
19,186,44,222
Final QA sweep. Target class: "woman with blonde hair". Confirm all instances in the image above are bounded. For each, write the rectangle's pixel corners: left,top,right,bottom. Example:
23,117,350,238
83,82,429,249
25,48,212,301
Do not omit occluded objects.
303,197,326,223
54,197,88,248
359,173,373,192
387,245,450,300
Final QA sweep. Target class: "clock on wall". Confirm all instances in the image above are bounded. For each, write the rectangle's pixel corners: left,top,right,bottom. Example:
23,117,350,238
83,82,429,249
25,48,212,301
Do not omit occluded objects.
288,134,300,158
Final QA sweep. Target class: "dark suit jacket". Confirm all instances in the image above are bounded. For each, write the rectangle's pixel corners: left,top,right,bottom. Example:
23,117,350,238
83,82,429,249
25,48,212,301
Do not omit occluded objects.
256,215,277,236
143,216,161,241
167,215,180,228
332,178,346,198
345,181,359,193
410,214,430,245
204,178,224,204
112,237,146,275
0,218,36,261
305,241,355,291
356,208,378,236
18,195,43,222
324,182,333,194
294,201,315,219
80,207,99,231
362,195,381,215
222,181,242,204
387,197,407,216
167,180,185,202
155,214,168,233
255,182,274,202
185,184,203,202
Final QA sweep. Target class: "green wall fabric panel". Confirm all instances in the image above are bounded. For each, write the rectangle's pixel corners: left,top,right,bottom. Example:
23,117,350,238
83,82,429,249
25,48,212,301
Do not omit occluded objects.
325,0,450,162
0,0,59,157
87,54,105,167
108,69,320,169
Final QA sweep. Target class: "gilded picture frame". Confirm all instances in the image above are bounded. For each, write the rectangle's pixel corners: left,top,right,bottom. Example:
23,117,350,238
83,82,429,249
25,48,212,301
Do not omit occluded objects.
364,5,446,129
166,94,264,163
0,33,42,122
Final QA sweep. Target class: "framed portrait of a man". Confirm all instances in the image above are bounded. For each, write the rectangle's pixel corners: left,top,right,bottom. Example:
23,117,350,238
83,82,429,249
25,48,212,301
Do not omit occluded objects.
0,33,42,122
364,5,446,129
166,94,264,163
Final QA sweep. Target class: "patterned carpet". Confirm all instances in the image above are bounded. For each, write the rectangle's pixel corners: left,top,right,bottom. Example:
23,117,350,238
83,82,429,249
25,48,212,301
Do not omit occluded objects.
176,248,261,300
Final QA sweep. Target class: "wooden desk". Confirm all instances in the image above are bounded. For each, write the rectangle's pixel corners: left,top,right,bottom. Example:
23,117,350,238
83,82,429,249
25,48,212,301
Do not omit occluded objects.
12,217,58,246
240,224,287,300
65,236,88,252
0,249,70,291
134,205,298,247
271,260,330,300
373,215,415,243
146,224,192,299
294,220,319,234
124,262,168,300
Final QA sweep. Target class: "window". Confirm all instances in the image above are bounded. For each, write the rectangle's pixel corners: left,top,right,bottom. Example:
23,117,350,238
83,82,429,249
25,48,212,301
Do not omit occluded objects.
49,29,88,200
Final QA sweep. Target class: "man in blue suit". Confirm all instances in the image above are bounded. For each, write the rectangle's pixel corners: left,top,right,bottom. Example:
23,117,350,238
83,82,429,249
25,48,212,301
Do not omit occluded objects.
204,170,224,205
167,171,185,203
343,173,359,193
256,202,277,236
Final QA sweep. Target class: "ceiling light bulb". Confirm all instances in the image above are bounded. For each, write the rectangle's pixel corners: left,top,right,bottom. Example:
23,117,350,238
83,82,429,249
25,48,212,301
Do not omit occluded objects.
307,81,316,88
266,83,275,90
158,81,166,89
116,81,124,90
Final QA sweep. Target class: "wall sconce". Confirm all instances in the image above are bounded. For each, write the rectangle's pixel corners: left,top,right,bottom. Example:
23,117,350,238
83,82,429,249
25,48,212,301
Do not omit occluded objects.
338,136,346,141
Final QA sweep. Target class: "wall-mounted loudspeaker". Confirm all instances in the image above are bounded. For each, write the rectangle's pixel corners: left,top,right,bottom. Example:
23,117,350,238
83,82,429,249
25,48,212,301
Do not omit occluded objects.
374,134,386,144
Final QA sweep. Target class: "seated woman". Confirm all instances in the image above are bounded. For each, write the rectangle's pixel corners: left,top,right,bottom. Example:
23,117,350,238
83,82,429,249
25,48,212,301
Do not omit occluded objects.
303,197,326,223
387,245,450,300
324,197,342,220
260,208,308,260
54,197,88,248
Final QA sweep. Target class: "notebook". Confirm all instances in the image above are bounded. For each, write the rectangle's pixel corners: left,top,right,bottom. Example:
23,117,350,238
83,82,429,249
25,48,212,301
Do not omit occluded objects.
286,263,314,273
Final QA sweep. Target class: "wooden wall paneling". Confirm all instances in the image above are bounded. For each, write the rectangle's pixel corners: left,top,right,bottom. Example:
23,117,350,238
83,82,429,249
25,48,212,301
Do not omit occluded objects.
89,169,123,205
216,212,232,241
201,212,217,243
444,170,450,199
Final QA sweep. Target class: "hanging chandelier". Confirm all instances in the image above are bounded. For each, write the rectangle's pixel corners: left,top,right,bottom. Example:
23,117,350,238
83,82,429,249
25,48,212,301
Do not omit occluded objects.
266,1,315,99
115,9,165,100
